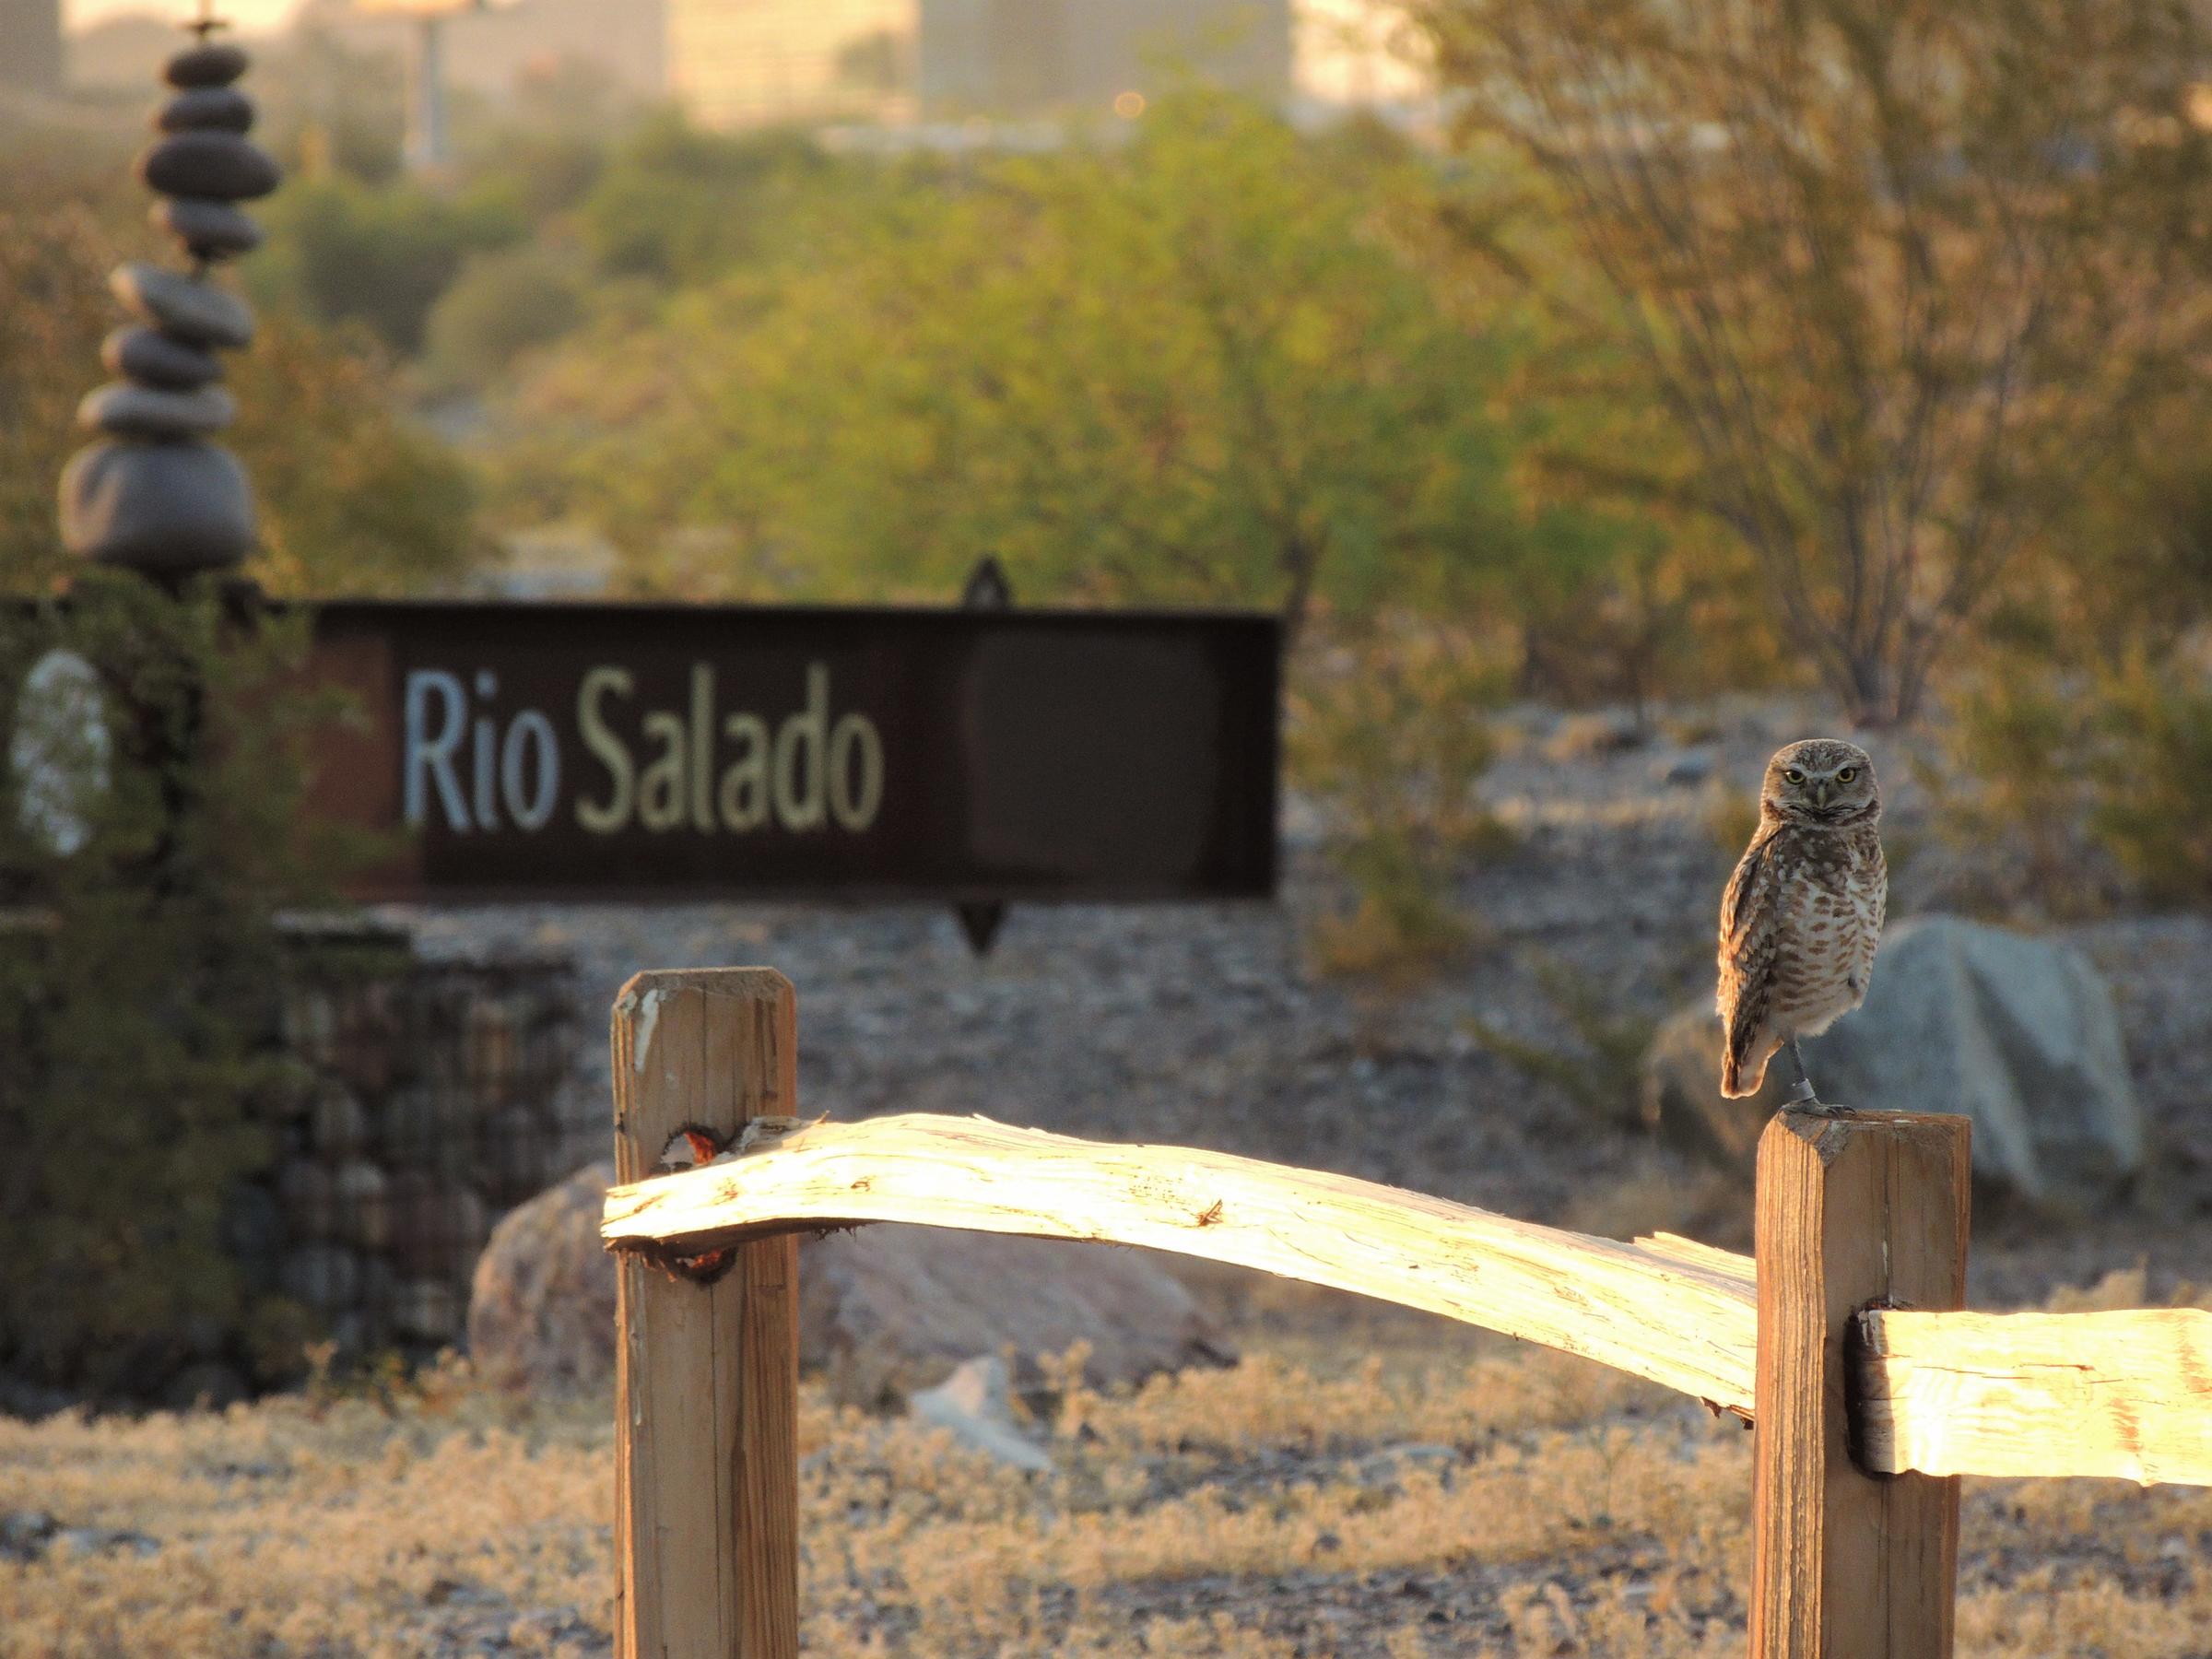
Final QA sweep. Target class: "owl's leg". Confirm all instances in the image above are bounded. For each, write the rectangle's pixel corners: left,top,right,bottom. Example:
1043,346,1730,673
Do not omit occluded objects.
1783,1039,1849,1116
1783,1039,1819,1105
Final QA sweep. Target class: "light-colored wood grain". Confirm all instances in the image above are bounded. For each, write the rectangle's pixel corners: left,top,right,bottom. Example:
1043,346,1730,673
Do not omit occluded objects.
604,1111,1762,1416
612,970,799,1659
1857,1306,2212,1486
1635,1230,1755,1283
1749,1108,1969,1659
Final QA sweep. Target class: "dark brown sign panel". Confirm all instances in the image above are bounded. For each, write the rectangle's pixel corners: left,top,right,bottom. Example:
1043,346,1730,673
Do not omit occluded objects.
309,600,1278,902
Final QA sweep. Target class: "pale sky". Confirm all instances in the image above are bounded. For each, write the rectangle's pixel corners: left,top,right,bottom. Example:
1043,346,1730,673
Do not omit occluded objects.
67,0,303,30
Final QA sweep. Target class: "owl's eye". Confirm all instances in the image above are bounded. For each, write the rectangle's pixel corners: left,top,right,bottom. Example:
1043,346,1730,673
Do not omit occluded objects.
1837,767,1857,782
1783,768,1806,784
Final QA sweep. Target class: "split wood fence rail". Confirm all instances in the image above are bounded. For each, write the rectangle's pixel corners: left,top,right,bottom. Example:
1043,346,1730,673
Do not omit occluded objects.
597,969,2212,1659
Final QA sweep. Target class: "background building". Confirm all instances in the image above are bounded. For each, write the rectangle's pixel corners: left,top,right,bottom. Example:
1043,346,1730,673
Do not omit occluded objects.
668,0,917,130
666,0,1293,130
2,0,65,95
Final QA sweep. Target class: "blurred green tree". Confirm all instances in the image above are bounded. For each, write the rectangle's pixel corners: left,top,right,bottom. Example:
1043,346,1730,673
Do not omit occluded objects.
249,174,526,356
0,182,479,597
499,94,1617,649
1412,0,2212,724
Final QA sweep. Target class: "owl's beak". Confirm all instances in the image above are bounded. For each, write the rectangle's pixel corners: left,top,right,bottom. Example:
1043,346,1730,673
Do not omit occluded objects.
1813,781,1830,807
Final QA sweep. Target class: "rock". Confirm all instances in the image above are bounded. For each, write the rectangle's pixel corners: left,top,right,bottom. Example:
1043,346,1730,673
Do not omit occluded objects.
152,196,263,261
164,41,247,88
57,1526,159,1559
335,1159,390,1251
468,1163,1236,1400
311,1086,370,1159
280,1244,361,1312
391,1176,488,1277
111,263,253,349
276,1159,337,1242
910,1356,1053,1472
1657,750,1715,787
100,325,222,391
1642,914,2147,1207
156,86,253,133
77,382,235,440
466,1163,613,1394
137,132,280,201
393,1278,461,1344
803,1226,1235,1406
57,439,254,572
0,1510,56,1563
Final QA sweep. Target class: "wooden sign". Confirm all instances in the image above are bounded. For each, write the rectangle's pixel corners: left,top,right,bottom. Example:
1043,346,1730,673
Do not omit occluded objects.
308,599,1279,903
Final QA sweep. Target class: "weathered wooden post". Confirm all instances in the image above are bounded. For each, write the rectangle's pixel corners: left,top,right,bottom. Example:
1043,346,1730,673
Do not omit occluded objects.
611,969,800,1659
1750,1106,1971,1659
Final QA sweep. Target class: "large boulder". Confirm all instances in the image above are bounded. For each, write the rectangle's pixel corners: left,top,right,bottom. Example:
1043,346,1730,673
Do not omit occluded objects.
1643,914,2147,1207
467,1163,615,1395
469,1162,1236,1398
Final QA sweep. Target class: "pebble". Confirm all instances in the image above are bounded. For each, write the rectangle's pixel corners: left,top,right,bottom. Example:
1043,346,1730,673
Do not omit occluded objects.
77,382,237,440
57,439,255,571
138,132,281,202
155,86,253,134
162,41,247,89
100,324,223,391
110,262,253,349
152,196,264,260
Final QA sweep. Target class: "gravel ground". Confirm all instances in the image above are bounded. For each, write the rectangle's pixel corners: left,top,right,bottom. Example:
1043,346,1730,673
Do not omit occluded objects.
387,695,2212,1308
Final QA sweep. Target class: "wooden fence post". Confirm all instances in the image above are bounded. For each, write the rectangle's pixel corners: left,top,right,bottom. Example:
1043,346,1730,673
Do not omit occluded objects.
1750,1105,1970,1659
612,970,800,1659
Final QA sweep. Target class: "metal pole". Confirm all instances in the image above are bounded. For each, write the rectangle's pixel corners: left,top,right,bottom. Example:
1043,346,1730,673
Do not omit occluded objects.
405,13,448,173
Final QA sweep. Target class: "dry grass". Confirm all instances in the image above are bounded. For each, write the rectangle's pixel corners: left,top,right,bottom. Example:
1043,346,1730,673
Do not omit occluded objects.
1,1324,2206,1656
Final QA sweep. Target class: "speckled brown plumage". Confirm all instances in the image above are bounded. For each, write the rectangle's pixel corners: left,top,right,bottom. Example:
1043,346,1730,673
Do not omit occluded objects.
1717,739,1887,1099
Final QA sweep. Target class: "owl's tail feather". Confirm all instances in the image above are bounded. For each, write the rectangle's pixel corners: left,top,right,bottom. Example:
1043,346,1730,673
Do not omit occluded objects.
1720,1037,1765,1100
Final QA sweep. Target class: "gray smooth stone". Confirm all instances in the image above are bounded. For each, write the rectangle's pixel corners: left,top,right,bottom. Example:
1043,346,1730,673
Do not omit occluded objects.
163,42,247,89
156,87,253,134
152,197,263,260
58,440,255,573
111,263,253,349
77,382,236,440
138,132,280,202
100,325,223,391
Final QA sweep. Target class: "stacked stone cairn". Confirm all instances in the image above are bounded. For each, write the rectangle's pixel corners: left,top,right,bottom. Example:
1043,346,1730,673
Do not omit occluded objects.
57,18,279,577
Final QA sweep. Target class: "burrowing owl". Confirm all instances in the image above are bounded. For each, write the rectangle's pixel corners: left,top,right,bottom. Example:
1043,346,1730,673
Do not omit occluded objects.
1716,739,1886,1111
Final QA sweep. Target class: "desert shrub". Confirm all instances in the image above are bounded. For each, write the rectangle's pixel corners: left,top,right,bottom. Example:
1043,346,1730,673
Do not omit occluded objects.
1463,956,1655,1128
0,574,355,1396
1290,614,1512,982
2084,655,2212,906
1937,641,2212,915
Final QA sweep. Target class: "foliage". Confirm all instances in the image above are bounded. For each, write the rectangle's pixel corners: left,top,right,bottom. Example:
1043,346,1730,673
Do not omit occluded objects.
1464,957,1657,1129
0,575,357,1395
1412,0,2212,724
250,173,527,357
3,1326,2208,1653
0,200,113,598
421,242,589,394
496,94,1626,645
576,113,839,286
1290,613,1512,982
2085,657,2212,905
1937,409,2212,913
0,178,479,597
228,316,482,597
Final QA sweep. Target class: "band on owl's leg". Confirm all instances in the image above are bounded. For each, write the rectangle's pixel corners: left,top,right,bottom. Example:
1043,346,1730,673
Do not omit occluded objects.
1783,1038,1850,1115
1783,1038,1819,1106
